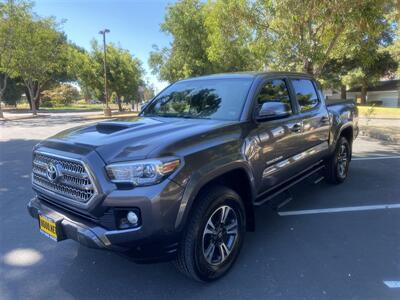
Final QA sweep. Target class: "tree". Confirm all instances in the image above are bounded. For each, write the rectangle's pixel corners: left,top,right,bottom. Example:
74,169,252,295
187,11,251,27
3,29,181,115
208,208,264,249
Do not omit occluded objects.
2,76,24,106
142,82,155,101
338,1,398,104
41,84,80,106
149,0,215,82
104,44,143,111
318,58,357,99
203,0,262,72
0,0,31,118
386,2,400,77
71,41,143,111
151,0,398,95
67,43,103,101
10,14,67,115
343,52,397,104
248,0,395,77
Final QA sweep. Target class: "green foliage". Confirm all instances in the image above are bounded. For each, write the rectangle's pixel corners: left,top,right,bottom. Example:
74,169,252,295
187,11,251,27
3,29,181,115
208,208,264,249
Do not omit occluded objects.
41,84,81,106
13,17,67,84
142,83,155,101
71,40,144,110
204,0,261,72
67,43,102,100
2,76,24,105
385,3,400,77
1,1,68,114
0,0,33,116
0,0,32,78
149,0,214,82
150,0,399,92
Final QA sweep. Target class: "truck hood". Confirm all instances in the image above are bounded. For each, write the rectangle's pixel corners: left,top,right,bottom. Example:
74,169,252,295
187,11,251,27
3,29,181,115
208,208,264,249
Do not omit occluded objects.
39,117,237,163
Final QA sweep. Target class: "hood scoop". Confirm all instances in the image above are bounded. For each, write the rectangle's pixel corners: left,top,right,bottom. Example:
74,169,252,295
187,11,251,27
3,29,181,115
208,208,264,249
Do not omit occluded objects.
95,121,140,134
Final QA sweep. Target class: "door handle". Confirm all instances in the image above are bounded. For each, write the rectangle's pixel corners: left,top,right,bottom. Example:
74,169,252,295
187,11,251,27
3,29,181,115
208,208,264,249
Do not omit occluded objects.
321,116,329,124
289,123,302,133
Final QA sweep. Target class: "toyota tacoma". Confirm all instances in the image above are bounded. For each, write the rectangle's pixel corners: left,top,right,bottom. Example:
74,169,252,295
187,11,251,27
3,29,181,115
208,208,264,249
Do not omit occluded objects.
28,72,358,281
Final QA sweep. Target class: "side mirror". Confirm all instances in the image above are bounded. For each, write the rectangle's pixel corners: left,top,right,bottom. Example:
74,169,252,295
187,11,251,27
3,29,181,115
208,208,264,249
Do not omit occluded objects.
256,101,290,121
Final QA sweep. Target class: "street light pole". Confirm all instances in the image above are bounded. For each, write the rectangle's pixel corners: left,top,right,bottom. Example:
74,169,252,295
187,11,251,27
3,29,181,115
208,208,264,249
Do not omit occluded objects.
99,29,111,117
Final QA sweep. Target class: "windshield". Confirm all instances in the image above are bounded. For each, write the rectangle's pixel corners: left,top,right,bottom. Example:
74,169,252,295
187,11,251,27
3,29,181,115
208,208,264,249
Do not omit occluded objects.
141,78,253,121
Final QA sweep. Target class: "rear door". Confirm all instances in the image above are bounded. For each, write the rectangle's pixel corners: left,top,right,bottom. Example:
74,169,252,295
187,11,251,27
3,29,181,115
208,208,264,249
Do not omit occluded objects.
288,78,330,164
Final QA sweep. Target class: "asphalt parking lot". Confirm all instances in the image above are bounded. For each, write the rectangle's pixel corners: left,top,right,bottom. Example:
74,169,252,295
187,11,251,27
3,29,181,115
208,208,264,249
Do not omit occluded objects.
1,115,399,300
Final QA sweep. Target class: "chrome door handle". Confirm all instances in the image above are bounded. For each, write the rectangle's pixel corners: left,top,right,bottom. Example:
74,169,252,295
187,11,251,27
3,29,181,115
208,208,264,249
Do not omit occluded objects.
289,123,302,133
321,116,329,124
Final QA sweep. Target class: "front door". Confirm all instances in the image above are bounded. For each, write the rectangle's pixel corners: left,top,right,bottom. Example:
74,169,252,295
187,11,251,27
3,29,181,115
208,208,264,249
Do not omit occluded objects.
253,78,305,194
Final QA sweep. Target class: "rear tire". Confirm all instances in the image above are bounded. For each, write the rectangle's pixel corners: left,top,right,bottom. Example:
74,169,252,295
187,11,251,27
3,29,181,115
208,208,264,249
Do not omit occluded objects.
325,136,351,184
174,185,246,282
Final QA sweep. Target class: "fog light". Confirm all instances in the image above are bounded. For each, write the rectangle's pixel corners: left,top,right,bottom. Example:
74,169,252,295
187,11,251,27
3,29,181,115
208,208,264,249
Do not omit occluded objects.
127,211,139,225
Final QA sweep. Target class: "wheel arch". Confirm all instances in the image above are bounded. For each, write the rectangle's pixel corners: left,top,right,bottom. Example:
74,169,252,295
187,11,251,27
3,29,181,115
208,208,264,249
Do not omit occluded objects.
337,125,354,159
175,164,256,232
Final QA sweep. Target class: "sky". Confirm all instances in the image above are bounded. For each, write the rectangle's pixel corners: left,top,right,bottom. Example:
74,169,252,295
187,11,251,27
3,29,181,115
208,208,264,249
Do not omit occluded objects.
34,0,175,92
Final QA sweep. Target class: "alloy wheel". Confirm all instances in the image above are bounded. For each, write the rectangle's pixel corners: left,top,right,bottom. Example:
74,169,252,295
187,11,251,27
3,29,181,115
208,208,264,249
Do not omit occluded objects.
202,205,239,266
337,143,349,177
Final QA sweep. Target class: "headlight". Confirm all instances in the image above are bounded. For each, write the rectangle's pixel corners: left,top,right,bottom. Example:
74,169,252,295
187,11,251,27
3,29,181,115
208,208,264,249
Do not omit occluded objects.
105,158,180,186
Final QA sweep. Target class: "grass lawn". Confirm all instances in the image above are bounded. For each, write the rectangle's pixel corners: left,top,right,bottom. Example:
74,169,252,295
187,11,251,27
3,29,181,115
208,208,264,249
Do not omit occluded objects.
358,106,400,118
10,102,127,111
42,104,104,110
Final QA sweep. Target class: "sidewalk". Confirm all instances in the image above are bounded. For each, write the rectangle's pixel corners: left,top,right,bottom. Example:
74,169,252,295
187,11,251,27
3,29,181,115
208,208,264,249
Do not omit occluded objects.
1,110,138,122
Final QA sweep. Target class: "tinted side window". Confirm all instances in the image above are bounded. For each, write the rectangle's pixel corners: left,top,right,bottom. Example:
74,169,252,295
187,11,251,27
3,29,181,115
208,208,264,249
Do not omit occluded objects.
291,79,319,112
257,79,292,114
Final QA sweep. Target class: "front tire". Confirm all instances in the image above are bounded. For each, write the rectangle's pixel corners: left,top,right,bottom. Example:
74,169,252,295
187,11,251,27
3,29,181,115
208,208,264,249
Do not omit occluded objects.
174,185,246,282
325,136,351,184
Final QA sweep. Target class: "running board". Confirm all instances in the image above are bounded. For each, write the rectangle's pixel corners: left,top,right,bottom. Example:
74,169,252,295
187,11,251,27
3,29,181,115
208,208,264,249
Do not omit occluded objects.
254,163,325,206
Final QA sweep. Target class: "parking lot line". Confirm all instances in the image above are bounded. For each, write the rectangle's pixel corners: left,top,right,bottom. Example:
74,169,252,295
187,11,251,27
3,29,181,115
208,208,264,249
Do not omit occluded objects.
383,281,400,288
278,203,400,216
352,156,400,161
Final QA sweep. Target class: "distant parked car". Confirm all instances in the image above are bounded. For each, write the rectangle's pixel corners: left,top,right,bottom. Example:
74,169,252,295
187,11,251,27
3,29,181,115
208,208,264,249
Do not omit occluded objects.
89,99,101,104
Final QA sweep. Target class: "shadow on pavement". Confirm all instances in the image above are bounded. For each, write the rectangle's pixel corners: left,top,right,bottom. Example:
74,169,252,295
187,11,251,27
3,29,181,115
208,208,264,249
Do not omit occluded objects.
1,138,399,300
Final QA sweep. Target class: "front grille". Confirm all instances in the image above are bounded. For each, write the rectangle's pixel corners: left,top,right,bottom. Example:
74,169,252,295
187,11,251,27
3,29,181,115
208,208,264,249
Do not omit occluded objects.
32,152,97,203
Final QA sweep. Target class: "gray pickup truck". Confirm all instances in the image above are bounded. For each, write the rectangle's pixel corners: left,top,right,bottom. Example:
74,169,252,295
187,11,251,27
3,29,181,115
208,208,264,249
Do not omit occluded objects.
28,72,358,281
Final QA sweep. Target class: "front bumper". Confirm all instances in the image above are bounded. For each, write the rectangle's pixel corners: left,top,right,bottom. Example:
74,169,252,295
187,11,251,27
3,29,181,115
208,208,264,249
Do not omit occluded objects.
27,196,180,262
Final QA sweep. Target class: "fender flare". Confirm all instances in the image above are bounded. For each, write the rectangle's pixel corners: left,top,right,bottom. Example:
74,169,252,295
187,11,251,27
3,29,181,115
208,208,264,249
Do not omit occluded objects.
330,122,354,154
174,160,256,230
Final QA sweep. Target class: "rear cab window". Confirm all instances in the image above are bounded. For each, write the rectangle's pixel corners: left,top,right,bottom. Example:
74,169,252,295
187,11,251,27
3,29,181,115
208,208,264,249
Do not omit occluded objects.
291,79,320,112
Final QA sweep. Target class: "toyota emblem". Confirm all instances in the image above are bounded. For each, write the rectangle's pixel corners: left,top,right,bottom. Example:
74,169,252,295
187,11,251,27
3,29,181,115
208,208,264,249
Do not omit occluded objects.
46,162,59,182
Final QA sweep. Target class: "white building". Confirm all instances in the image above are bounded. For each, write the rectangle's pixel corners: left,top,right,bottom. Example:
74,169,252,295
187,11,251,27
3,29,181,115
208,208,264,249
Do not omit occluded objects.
346,79,400,108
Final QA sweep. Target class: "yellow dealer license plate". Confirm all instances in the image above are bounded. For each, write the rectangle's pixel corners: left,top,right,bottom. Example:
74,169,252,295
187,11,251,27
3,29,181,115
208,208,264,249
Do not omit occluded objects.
39,215,58,241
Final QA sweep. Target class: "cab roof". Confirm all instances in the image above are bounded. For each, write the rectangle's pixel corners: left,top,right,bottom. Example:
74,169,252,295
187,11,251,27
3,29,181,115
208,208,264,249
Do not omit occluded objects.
179,71,314,82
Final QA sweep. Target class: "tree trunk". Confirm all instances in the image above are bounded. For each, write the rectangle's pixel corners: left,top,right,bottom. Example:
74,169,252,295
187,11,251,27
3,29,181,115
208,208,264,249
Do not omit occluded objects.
25,85,40,110
304,59,314,75
340,85,347,99
25,87,32,110
32,81,40,109
25,80,38,116
34,92,40,110
360,81,368,105
116,95,123,112
0,74,7,119
29,88,37,116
